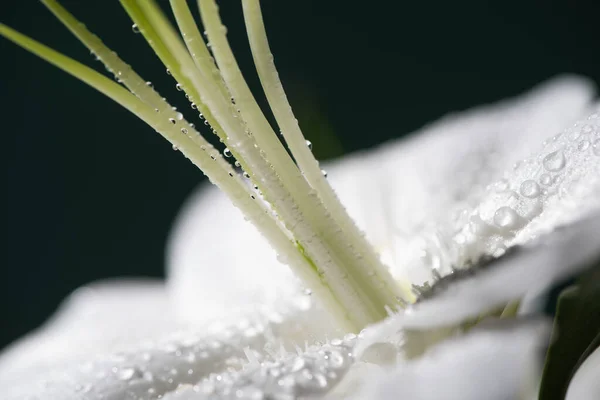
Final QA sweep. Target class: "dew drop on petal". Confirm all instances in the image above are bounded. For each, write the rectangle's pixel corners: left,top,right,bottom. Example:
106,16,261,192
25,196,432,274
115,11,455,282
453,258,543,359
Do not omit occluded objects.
540,173,552,186
519,180,540,198
176,83,183,91
494,178,509,192
578,140,590,151
306,140,312,150
543,150,566,171
321,169,328,178
593,139,600,156
116,367,136,381
132,24,140,34
166,68,171,76
493,206,521,229
169,118,176,125
224,148,232,158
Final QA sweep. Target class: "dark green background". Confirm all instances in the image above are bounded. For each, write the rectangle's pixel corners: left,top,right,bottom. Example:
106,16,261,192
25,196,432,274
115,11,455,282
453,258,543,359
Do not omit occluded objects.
1,0,599,351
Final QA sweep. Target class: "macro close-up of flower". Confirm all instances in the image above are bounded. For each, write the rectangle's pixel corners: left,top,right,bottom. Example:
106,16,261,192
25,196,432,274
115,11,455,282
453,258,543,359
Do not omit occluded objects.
1,1,599,399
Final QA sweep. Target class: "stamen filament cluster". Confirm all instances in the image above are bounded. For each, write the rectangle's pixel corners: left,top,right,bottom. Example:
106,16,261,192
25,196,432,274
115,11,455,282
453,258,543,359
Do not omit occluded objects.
0,0,412,331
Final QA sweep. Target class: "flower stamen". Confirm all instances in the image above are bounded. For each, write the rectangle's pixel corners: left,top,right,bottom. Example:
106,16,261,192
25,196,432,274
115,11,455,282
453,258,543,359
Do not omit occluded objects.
1,0,415,331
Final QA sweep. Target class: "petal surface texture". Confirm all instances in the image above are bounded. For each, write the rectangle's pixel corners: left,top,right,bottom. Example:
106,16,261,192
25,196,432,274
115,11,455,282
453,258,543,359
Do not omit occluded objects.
566,346,600,400
0,281,335,399
347,320,549,400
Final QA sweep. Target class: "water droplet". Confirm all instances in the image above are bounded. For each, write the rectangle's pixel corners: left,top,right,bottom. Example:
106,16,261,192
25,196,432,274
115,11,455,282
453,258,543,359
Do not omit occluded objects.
569,130,581,141
175,112,184,121
223,148,232,158
169,118,176,124
172,144,178,151
321,169,328,178
494,178,509,192
593,139,600,156
303,288,312,296
540,173,552,186
181,128,188,134
176,83,183,91
305,140,312,150
145,81,153,88
493,206,521,229
243,172,250,179
543,150,566,171
234,161,241,168
116,367,136,381
132,24,140,34
191,102,197,110
519,180,540,198
578,140,590,151
166,68,171,75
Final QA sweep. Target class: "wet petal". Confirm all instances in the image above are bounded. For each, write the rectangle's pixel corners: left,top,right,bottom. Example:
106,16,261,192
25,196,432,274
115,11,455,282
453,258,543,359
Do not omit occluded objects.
162,336,358,400
566,345,600,400
0,280,334,400
347,319,549,400
329,76,595,283
167,184,339,340
392,211,600,330
0,280,174,379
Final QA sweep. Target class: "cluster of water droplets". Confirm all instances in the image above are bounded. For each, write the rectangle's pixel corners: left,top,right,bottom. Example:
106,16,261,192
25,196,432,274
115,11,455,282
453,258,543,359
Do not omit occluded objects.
166,336,357,400
453,109,600,267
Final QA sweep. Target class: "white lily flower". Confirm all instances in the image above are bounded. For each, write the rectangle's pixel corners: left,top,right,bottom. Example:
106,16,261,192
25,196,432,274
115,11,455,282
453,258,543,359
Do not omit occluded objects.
1,1,599,399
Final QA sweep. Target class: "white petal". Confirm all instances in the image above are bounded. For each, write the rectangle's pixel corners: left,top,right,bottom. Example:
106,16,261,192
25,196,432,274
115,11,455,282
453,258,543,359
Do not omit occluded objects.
347,320,549,400
327,76,595,284
0,280,174,381
566,345,600,400
0,280,335,400
391,211,600,330
162,336,358,399
166,184,339,340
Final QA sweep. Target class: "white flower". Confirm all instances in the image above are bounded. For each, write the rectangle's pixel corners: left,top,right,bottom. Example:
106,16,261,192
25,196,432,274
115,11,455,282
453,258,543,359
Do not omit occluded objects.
1,1,599,399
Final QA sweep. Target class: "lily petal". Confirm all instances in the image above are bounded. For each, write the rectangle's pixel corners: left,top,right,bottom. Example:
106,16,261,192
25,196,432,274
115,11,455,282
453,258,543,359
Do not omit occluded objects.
328,76,596,284
0,280,173,381
347,319,550,400
353,210,600,356
0,280,331,400
566,345,600,400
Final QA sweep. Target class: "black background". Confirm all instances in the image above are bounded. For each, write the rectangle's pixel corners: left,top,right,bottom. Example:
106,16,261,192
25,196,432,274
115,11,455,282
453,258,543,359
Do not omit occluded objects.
1,0,599,352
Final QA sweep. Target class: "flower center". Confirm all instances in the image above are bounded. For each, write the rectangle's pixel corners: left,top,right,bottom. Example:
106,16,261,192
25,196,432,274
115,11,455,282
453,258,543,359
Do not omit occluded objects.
0,0,413,331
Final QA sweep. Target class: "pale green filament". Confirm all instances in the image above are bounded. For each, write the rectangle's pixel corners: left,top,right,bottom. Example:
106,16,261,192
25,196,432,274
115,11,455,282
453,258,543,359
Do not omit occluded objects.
1,0,414,331
122,3,373,326
241,0,415,302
